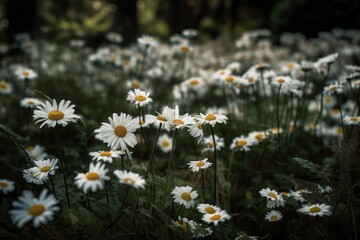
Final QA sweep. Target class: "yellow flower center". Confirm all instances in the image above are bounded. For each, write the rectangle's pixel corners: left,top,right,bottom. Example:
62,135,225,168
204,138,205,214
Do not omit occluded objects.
181,192,192,201
86,172,100,181
22,71,30,77
172,119,184,125
114,125,127,137
48,110,64,121
28,204,45,216
272,128,280,134
100,151,112,157
287,63,294,69
197,123,203,129
135,95,146,101
210,214,221,221
282,192,289,197
310,206,321,213
162,140,170,147
131,81,140,88
189,79,200,86
236,140,247,147
123,177,135,185
268,192,278,199
350,117,358,122
27,100,35,105
40,166,51,172
277,78,286,84
156,115,168,122
195,161,205,167
205,114,216,121
331,109,340,114
205,206,215,214
180,46,190,53
336,127,343,134
226,76,234,83
182,222,190,230
0,181,8,187
330,86,337,91
248,77,255,83
255,133,265,140
26,146,34,151
0,82,8,89
324,97,332,104
270,215,278,221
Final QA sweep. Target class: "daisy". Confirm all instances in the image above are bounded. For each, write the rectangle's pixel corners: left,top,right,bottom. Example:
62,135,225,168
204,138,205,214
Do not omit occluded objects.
138,35,158,48
181,29,198,38
33,99,80,128
187,158,212,172
272,76,292,87
157,134,173,153
290,189,311,203
15,68,37,80
248,131,267,144
147,107,171,129
0,81,13,94
181,77,205,91
265,210,283,222
113,170,145,189
74,162,110,193
197,203,221,214
230,136,255,151
9,189,60,228
23,169,44,185
323,82,344,95
177,41,192,54
89,150,120,163
0,179,15,194
323,95,337,108
20,98,42,108
171,186,198,209
344,116,360,125
163,105,194,130
259,188,285,208
187,122,204,143
98,113,140,150
127,89,153,107
297,203,332,217
135,115,154,128
196,113,228,127
25,145,48,161
202,135,225,152
32,159,59,180
106,32,123,43
173,216,196,232
202,210,231,226
300,61,315,72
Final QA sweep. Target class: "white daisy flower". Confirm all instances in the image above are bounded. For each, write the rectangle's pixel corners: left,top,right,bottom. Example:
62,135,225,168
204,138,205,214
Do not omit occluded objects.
173,216,196,232
0,179,15,194
0,81,13,94
163,105,194,130
74,162,110,193
15,68,37,80
25,145,48,161
187,122,204,143
113,170,145,189
290,189,311,203
9,189,60,228
147,107,171,129
127,89,153,107
32,159,59,180
33,99,80,128
157,134,173,153
197,203,221,214
323,82,344,95
230,136,256,151
98,113,140,150
297,203,332,217
272,76,292,87
23,169,44,185
259,188,285,208
202,210,231,226
106,32,123,43
265,210,283,222
344,116,360,125
89,150,120,163
187,158,212,172
181,78,205,91
248,131,267,144
138,35,158,48
196,113,228,127
202,135,225,152
171,186,198,209
20,98,42,108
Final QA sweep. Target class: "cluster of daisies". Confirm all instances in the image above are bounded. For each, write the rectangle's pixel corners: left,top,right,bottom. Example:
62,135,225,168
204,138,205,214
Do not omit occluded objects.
259,187,332,222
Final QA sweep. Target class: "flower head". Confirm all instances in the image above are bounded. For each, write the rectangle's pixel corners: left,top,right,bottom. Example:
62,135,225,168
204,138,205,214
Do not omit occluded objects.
0,179,15,194
89,150,121,163
187,158,212,172
32,159,59,180
15,68,37,80
196,113,228,127
297,203,332,217
171,186,198,209
197,203,221,214
259,188,285,208
20,98,42,109
265,210,283,222
163,105,194,130
0,81,13,94
113,170,145,189
201,210,231,226
127,89,153,107
157,134,173,153
344,116,360,125
74,162,110,193
23,169,44,185
230,136,255,151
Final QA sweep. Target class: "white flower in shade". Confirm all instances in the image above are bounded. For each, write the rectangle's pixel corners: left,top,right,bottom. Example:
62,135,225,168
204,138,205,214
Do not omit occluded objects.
187,122,204,143
98,113,140,150
344,116,360,125
33,99,80,128
248,131,267,144
259,188,285,208
197,203,221,214
89,150,120,163
265,210,283,222
219,74,241,86
0,81,13,94
213,69,232,81
25,145,47,161
138,35,158,47
106,32,123,43
181,78,205,91
230,136,256,151
317,52,338,65
32,159,59,180
196,113,228,127
226,62,241,72
323,82,343,95
297,203,332,217
0,179,15,194
322,95,337,108
171,186,198,209
113,170,145,189
9,189,60,228
15,68,37,80
163,105,194,130
187,158,212,172
127,89,153,107
157,134,173,153
147,107,171,129
202,210,231,226
20,98,42,108
202,135,225,152
23,169,44,185
173,216,196,232
272,76,292,87
74,162,110,193
182,29,198,38
290,189,311,203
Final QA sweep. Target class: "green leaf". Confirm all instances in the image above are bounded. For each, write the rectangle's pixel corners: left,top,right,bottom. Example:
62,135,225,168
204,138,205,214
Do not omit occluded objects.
293,157,322,177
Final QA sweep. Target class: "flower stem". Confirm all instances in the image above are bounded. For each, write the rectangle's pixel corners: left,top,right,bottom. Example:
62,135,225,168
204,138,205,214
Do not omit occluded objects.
201,169,205,203
105,181,110,203
276,85,282,156
145,123,162,179
210,125,217,205
175,205,183,219
49,175,56,197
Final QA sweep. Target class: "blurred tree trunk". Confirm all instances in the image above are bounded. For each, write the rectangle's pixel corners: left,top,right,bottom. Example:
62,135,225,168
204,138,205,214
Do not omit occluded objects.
112,0,138,43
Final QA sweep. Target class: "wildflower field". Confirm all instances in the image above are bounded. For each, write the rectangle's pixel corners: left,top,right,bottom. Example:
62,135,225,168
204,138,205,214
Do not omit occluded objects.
1,29,360,239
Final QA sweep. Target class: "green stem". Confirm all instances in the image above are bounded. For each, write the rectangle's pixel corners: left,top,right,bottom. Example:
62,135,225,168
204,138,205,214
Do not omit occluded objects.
201,169,205,203
49,175,56,197
210,125,218,205
276,85,282,156
145,123,162,179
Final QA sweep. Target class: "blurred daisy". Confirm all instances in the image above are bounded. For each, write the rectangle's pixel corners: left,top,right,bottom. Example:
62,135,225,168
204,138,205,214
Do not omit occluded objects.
230,136,255,151
265,210,283,222
32,159,59,180
106,32,123,43
113,170,145,189
272,76,292,87
89,150,120,163
197,203,221,214
0,81,13,94
297,203,332,217
127,89,153,107
33,99,80,128
259,188,285,208
25,145,47,161
20,98,42,109
9,189,59,228
23,169,44,185
74,162,110,193
202,210,231,226
157,134,173,153
248,131,267,144
187,122,204,143
182,29,198,38
173,216,196,232
290,189,311,203
344,116,360,125
202,135,225,152
187,158,212,172
138,35,158,48
323,82,344,95
171,186,198,209
15,68,37,80
0,179,15,194
98,113,140,150
196,113,228,127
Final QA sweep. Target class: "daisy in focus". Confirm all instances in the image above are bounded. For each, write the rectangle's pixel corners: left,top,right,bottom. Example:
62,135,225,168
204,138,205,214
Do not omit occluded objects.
259,188,285,208
201,210,231,226
0,179,15,194
297,203,332,217
89,150,121,163
196,113,228,127
163,105,194,130
33,99,80,128
32,159,59,180
171,186,198,209
23,169,44,185
74,162,110,193
9,189,59,228
113,170,145,189
265,210,283,222
197,203,221,214
127,89,153,107
187,158,212,172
